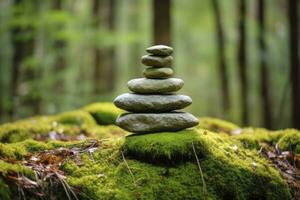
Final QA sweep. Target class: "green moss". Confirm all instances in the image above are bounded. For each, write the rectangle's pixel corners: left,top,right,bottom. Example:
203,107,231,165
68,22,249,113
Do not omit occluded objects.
0,118,126,144
197,117,240,134
234,128,297,150
124,130,204,164
0,128,292,200
121,129,291,199
0,104,295,199
0,121,73,143
62,139,126,200
0,121,51,143
53,110,97,126
0,142,27,159
0,160,35,200
0,103,127,143
0,177,10,200
277,130,300,154
115,159,291,200
83,102,123,125
0,139,96,161
84,125,127,138
0,139,52,160
0,160,33,177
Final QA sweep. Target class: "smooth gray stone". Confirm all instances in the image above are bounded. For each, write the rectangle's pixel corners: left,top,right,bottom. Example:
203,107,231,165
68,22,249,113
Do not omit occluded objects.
127,78,184,94
113,93,192,112
146,45,173,56
116,112,199,133
141,55,173,67
143,67,173,79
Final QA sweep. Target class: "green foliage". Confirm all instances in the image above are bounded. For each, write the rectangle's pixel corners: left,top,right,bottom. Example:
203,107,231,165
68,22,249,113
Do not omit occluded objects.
83,102,123,125
0,0,294,130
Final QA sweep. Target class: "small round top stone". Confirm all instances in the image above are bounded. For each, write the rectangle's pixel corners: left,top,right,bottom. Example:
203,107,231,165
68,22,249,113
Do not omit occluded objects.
146,45,173,56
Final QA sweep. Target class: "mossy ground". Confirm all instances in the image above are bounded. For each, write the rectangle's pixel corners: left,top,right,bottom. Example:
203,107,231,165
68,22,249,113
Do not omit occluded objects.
233,128,300,155
82,102,124,125
0,102,298,199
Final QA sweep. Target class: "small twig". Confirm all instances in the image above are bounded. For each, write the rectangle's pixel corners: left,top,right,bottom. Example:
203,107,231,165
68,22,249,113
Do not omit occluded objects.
60,175,79,200
17,174,22,200
258,146,263,154
192,141,208,199
121,150,136,184
17,172,26,200
55,172,79,200
56,174,72,200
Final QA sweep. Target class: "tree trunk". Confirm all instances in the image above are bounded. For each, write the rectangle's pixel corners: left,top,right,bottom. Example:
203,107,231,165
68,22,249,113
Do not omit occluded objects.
288,0,300,129
53,0,66,96
92,0,116,94
92,0,106,94
211,0,230,114
10,25,22,120
153,0,171,45
128,0,142,78
106,0,116,92
258,0,272,128
237,0,249,125
10,0,35,120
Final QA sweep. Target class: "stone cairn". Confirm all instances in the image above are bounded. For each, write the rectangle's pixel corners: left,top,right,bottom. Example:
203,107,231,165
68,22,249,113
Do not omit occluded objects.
113,45,199,133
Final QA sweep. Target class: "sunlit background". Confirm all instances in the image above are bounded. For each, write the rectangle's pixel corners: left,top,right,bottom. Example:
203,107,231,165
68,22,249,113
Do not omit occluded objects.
0,0,298,129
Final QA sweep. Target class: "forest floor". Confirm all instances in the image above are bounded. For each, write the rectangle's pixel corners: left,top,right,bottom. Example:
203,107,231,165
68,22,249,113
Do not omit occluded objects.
0,103,299,200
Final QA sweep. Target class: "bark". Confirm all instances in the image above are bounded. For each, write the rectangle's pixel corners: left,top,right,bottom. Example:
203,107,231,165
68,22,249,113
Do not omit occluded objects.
92,0,106,94
288,0,300,129
237,0,249,125
212,0,230,113
10,0,35,120
258,0,272,128
153,0,171,45
128,0,141,78
10,25,22,120
52,0,66,96
106,0,116,92
92,0,116,94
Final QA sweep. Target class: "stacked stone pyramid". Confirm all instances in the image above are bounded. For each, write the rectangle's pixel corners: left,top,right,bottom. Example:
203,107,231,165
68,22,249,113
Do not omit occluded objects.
114,45,199,133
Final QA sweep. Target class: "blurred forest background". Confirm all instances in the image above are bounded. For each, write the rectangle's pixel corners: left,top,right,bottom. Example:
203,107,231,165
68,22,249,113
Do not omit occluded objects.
0,0,299,129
